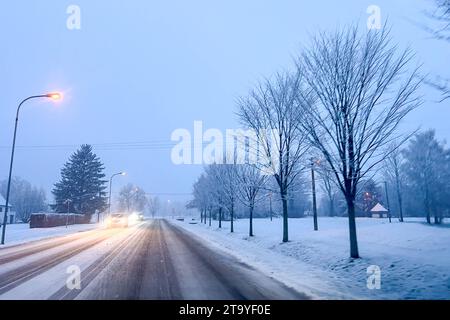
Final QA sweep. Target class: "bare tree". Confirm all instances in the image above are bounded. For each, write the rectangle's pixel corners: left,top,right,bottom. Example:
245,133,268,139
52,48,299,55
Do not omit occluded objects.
0,177,46,223
299,25,423,258
118,183,147,213
237,71,311,242
199,164,231,229
209,164,238,232
431,0,450,101
402,130,450,224
424,0,450,42
189,174,208,222
419,0,450,100
147,195,161,218
383,144,406,222
235,164,267,236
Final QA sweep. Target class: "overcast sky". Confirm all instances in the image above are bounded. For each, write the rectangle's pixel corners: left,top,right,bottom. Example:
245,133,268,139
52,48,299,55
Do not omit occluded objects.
0,0,448,203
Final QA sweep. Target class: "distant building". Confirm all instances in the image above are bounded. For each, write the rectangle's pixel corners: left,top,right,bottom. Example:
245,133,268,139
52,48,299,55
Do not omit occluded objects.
370,203,388,218
0,194,16,224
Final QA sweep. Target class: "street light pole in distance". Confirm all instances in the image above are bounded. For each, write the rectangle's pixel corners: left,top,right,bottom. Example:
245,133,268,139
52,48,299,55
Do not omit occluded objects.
1,93,62,245
108,172,126,216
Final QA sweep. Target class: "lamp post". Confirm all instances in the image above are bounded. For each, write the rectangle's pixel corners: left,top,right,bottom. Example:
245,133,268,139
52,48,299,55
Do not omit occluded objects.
108,172,126,216
1,93,61,245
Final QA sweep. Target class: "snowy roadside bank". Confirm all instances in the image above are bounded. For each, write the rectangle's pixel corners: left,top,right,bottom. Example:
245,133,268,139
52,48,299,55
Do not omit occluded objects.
172,217,450,300
1,223,101,248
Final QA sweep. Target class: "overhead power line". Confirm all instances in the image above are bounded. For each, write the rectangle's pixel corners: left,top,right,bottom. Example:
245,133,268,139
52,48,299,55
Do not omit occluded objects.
0,140,214,151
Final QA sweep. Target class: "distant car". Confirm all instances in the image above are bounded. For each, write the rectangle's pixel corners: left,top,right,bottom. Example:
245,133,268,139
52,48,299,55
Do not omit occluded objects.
106,213,128,228
138,214,145,221
189,218,197,225
176,217,185,221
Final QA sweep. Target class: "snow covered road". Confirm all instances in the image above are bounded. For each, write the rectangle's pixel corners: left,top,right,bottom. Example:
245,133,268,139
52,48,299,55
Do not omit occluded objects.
0,219,307,300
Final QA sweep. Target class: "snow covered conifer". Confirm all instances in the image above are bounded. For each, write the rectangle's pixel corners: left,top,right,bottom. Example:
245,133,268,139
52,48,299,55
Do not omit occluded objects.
52,144,108,217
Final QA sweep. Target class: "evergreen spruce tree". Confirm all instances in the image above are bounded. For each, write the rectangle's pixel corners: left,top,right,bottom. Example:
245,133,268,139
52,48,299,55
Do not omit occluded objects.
52,144,108,217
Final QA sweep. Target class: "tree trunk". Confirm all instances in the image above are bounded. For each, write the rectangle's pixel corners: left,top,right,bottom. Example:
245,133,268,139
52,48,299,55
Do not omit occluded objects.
346,196,359,258
329,198,335,217
346,126,359,258
395,177,404,222
311,165,318,231
425,187,431,224
426,211,431,224
230,204,234,233
249,204,254,237
434,210,440,224
425,203,431,224
209,209,212,226
281,188,288,242
218,207,222,228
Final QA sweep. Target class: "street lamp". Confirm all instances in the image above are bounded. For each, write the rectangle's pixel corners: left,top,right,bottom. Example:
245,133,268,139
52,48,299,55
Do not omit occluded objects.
108,172,126,216
48,93,62,100
1,93,62,245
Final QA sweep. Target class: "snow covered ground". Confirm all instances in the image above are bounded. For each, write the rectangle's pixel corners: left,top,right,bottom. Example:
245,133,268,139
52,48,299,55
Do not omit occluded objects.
1,223,101,247
174,217,450,300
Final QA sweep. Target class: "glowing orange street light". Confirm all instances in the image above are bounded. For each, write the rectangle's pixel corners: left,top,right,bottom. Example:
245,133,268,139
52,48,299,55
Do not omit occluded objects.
1,93,62,245
47,92,62,100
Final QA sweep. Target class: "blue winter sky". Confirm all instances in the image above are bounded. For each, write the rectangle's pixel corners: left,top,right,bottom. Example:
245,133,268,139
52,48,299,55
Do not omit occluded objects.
0,0,448,202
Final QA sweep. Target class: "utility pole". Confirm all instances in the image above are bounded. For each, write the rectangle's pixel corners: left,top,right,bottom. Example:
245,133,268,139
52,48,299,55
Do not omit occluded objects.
311,158,318,231
384,181,392,223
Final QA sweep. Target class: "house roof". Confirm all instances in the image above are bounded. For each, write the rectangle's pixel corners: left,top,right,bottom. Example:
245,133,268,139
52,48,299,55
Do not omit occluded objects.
0,194,12,207
371,203,388,212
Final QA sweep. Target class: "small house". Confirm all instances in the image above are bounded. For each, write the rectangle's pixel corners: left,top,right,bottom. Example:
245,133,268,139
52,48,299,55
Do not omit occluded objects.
370,203,388,218
0,194,16,224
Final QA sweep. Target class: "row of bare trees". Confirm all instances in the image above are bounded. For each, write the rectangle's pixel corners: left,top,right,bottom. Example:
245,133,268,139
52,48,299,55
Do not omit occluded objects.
316,129,450,226
117,183,161,217
383,130,450,225
190,24,423,258
0,177,47,223
190,163,267,237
